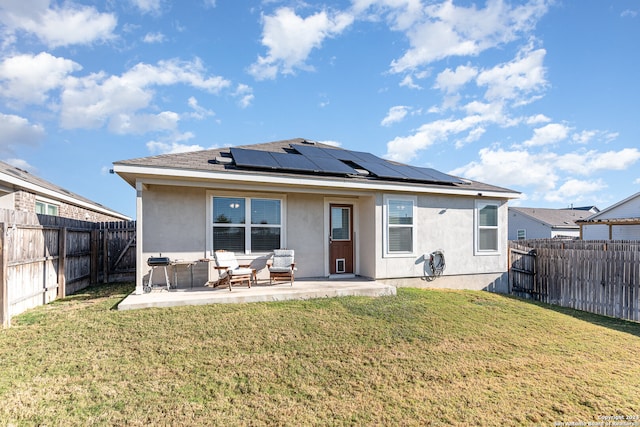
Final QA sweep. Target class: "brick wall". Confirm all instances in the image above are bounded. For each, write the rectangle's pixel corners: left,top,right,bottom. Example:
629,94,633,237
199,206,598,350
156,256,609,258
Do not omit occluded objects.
12,189,126,222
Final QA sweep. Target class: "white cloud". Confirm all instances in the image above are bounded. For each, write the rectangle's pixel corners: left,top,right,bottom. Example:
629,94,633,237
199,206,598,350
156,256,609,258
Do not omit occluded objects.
544,178,606,203
187,96,215,120
525,114,551,125
572,130,597,144
146,132,205,154
131,0,163,15
233,84,254,108
59,58,231,131
0,113,45,153
385,114,485,162
352,0,424,31
203,0,217,9
450,147,560,192
634,178,640,185
0,52,81,105
147,141,205,154
399,75,422,89
4,158,36,173
523,123,570,147
476,46,547,103
318,140,341,147
0,1,117,48
434,64,477,93
143,32,165,43
381,105,409,126
451,146,640,199
108,111,180,135
586,148,640,171
248,7,354,80
389,0,549,73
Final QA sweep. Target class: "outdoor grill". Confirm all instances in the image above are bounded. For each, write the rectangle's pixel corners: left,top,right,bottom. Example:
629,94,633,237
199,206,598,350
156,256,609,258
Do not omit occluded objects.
147,256,171,267
145,256,172,292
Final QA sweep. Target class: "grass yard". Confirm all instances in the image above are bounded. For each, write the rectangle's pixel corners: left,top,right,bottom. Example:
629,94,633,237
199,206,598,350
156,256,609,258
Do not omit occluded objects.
1,283,639,426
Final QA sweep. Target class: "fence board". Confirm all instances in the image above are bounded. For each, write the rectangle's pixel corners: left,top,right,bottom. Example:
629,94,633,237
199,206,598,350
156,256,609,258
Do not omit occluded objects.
0,210,136,327
509,239,640,322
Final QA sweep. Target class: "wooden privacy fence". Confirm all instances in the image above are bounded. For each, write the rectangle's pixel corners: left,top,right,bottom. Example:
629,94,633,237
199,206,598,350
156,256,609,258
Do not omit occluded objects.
0,209,135,327
509,239,640,322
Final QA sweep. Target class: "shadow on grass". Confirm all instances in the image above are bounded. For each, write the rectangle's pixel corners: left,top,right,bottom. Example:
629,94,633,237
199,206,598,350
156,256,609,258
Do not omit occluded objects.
507,294,640,338
52,282,135,310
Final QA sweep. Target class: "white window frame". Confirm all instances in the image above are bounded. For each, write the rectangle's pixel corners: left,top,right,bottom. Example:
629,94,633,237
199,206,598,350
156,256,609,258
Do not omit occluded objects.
35,199,59,216
207,192,286,255
383,194,417,258
517,229,526,240
475,200,500,255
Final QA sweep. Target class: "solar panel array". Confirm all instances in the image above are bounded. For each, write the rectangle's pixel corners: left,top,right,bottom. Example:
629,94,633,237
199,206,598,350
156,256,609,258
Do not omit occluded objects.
229,145,463,185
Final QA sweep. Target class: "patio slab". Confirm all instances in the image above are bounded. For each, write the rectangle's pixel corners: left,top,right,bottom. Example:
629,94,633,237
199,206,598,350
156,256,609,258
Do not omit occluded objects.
117,277,397,311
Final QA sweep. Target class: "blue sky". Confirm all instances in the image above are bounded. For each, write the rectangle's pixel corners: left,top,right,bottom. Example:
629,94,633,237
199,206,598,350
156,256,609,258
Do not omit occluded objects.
1,0,639,219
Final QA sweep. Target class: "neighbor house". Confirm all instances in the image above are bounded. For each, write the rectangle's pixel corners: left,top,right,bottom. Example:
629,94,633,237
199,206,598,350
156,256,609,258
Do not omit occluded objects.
578,192,640,240
113,138,520,295
508,206,598,240
0,160,129,222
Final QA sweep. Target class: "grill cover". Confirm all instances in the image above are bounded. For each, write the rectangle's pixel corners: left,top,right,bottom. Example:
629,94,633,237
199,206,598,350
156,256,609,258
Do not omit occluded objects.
147,256,171,266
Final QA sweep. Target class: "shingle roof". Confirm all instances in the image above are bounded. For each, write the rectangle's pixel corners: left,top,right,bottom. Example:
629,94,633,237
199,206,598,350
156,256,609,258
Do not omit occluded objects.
114,137,518,195
510,206,593,228
0,161,128,219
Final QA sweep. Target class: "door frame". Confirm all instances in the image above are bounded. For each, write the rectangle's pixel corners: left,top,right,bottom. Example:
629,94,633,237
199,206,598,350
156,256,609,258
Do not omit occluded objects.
323,197,359,277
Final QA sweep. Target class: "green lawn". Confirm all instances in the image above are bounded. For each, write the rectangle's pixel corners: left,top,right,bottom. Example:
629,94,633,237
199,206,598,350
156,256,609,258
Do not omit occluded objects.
1,283,639,426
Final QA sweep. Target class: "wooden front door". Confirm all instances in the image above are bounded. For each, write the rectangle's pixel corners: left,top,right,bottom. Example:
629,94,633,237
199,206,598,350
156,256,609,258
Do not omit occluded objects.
329,204,353,274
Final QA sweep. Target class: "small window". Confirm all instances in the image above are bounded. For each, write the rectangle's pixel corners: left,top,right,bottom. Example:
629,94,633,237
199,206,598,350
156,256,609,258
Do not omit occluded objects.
517,229,526,240
35,200,59,216
384,195,416,256
476,201,499,254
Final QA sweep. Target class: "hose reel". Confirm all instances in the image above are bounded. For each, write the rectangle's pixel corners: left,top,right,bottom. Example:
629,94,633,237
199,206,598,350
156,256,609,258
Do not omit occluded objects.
428,250,445,280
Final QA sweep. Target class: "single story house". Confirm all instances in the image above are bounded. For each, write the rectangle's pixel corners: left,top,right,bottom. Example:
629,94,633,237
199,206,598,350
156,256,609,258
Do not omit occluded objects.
508,206,598,240
0,160,129,222
577,192,640,240
113,138,520,295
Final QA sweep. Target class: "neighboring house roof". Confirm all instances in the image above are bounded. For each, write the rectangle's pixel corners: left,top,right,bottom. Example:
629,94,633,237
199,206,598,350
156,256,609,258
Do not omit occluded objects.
571,205,600,213
114,138,520,198
577,191,640,224
509,207,594,229
0,161,129,220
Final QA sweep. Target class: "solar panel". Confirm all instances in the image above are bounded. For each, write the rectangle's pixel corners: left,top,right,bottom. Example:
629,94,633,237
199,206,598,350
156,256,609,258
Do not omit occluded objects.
233,144,462,185
308,157,359,174
409,166,464,184
270,152,322,172
291,145,334,158
231,148,279,169
342,150,387,164
232,147,357,175
355,161,409,180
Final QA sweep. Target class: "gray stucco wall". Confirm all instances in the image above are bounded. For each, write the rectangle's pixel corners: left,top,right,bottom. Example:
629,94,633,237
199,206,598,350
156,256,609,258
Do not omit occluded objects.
375,194,507,280
137,183,510,293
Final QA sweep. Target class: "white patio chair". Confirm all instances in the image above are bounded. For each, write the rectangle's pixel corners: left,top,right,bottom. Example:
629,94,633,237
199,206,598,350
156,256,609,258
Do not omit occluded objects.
212,250,255,291
268,249,296,286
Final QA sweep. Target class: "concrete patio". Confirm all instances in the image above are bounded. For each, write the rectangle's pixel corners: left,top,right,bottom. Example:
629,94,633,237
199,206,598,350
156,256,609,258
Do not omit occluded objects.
117,277,397,311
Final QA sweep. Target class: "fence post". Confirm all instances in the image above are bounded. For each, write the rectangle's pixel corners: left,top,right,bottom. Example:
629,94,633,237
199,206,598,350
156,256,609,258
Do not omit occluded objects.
103,229,109,284
90,229,99,284
0,224,8,328
57,227,67,299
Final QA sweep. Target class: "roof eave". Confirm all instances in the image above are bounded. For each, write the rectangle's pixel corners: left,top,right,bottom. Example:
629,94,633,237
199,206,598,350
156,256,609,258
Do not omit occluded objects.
0,171,129,220
113,164,520,199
